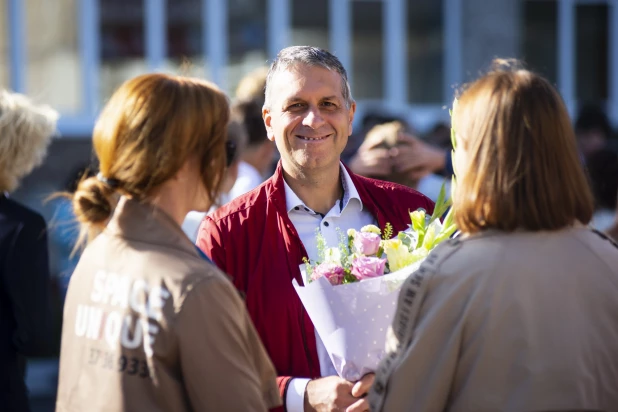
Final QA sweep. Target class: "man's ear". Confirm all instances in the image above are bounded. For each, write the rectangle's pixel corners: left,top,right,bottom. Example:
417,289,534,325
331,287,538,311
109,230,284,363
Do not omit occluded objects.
347,100,357,136
263,106,276,142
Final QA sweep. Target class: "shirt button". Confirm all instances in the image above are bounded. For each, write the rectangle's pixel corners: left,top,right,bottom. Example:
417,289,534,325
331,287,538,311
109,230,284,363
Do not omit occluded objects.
323,221,329,227
304,207,310,212
294,206,300,210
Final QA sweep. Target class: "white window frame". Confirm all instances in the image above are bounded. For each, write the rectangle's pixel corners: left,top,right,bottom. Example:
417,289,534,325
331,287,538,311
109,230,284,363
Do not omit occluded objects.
4,0,617,136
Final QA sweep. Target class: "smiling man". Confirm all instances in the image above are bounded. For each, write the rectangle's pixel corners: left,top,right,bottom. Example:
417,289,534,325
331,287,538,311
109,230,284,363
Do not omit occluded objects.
197,46,433,412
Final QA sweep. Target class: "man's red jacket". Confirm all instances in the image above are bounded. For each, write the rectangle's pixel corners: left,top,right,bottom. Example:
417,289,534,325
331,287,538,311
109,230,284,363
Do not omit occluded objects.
197,162,434,404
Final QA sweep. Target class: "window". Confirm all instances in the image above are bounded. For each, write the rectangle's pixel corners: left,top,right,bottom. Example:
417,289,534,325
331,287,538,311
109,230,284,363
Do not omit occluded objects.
228,0,268,97
352,0,383,99
292,0,329,51
407,0,443,103
166,0,204,75
576,3,608,103
25,0,81,113
521,0,557,85
100,0,147,102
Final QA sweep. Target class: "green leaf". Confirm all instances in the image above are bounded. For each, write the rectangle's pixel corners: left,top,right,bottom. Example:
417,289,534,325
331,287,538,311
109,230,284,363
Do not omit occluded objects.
342,271,358,284
434,224,458,245
441,203,455,230
429,182,452,224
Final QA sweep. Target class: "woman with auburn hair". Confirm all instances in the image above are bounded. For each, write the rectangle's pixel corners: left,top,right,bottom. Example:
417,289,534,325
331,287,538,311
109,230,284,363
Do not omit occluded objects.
0,90,58,412
369,60,618,411
56,73,281,412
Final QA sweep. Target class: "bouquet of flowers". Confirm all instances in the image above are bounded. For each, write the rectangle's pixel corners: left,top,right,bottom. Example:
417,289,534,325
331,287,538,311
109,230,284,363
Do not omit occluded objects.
292,184,457,381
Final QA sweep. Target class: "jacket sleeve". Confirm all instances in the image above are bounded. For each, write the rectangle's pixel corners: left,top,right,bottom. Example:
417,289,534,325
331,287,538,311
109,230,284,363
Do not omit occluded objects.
3,214,53,356
369,251,469,412
175,277,282,412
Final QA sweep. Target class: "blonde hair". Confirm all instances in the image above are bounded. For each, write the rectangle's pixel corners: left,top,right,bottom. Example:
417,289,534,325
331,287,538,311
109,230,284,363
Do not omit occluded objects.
73,73,229,242
235,66,269,103
453,59,594,233
0,90,58,192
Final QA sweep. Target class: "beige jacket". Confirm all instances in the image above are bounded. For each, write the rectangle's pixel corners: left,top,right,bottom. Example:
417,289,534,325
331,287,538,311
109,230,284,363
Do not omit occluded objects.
370,227,618,412
56,198,281,412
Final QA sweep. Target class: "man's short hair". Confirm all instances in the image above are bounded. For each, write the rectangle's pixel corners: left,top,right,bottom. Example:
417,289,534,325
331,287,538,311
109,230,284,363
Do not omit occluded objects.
264,46,353,109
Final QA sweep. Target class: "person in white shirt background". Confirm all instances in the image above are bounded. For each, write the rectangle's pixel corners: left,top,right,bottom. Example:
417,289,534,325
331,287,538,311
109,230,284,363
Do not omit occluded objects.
182,119,247,241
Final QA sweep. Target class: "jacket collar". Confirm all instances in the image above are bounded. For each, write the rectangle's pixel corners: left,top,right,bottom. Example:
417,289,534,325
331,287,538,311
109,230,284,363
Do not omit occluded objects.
268,160,386,227
282,162,363,214
105,196,200,258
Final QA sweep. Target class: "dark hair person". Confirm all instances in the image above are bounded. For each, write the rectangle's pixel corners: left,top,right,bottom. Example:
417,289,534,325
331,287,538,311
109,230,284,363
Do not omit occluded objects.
369,60,618,411
56,73,280,412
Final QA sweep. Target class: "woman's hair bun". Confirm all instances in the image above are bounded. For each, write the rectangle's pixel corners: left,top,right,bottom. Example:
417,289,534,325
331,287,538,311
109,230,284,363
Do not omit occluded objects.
72,176,116,227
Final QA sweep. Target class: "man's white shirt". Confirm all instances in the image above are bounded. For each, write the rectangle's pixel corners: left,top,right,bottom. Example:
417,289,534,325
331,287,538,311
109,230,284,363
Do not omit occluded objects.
227,161,264,202
283,163,376,411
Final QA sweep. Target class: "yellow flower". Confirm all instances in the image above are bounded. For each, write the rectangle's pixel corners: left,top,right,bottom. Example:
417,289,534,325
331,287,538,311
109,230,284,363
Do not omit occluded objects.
382,239,416,272
347,228,357,238
409,209,426,232
361,224,381,235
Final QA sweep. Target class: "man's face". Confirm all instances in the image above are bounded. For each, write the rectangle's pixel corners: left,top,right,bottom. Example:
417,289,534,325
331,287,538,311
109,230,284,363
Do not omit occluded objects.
263,64,356,175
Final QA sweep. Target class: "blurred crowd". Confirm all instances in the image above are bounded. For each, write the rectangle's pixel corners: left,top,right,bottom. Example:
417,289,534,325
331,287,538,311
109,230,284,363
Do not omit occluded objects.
2,52,618,411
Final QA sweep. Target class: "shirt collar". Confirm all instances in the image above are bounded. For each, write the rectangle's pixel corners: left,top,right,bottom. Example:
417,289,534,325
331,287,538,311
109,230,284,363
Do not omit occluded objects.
284,162,363,213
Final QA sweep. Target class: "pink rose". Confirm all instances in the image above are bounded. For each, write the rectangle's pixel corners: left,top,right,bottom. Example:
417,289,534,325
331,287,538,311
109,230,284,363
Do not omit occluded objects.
350,256,386,281
311,263,345,285
353,232,381,256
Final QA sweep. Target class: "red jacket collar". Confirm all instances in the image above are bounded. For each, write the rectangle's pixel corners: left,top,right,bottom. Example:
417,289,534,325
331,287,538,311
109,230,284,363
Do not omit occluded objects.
267,160,387,227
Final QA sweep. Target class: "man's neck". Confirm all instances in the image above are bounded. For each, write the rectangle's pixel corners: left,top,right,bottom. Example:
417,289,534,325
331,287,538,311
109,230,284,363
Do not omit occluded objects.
283,162,343,215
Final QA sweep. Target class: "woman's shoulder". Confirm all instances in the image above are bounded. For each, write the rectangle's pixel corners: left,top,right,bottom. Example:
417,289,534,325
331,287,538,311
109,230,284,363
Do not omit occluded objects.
427,232,508,269
81,233,233,296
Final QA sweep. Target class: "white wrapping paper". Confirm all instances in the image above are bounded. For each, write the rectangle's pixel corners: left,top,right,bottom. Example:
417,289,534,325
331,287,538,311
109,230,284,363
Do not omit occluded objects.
292,262,421,381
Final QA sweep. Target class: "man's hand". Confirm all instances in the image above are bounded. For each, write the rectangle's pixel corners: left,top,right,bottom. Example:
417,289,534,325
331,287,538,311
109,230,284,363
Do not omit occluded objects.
348,147,393,178
348,131,447,182
304,374,375,412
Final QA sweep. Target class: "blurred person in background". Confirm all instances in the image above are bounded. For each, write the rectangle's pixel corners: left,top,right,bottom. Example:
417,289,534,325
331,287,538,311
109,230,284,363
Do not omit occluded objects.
0,89,58,412
348,120,450,202
575,103,613,160
586,148,618,231
235,66,269,104
227,98,277,200
341,110,407,162
234,66,280,179
182,119,247,242
425,122,452,153
56,73,280,412
369,60,618,411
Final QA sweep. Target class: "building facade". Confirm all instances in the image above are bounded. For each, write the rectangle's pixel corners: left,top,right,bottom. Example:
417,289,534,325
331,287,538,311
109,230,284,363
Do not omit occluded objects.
1,0,617,137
